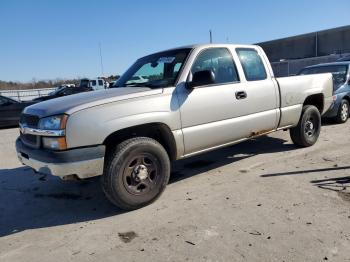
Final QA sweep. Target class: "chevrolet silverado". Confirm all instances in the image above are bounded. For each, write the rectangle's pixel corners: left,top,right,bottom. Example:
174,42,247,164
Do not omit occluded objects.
16,44,333,210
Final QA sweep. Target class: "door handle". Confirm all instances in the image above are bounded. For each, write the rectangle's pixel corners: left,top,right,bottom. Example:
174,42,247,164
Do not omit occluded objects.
235,91,247,100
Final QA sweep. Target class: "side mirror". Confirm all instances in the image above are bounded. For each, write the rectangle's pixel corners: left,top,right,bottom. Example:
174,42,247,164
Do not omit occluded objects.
187,70,215,89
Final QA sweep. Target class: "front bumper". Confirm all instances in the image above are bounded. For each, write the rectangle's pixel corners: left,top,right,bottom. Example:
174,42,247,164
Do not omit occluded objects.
16,138,105,179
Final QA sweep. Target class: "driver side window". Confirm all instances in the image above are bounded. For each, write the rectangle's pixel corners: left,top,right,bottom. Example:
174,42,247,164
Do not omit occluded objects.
191,48,239,85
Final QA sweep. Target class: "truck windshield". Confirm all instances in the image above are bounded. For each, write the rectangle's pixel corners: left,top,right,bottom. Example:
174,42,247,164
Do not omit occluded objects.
114,48,191,88
299,65,349,90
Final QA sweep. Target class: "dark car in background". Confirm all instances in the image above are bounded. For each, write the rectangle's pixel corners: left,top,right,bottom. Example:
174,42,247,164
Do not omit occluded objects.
33,86,92,102
0,95,36,128
299,62,350,123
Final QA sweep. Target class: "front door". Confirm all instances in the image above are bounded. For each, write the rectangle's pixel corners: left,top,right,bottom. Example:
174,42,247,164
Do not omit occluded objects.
177,47,279,155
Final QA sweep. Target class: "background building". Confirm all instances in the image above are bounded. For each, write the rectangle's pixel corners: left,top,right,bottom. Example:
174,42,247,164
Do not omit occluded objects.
257,25,350,76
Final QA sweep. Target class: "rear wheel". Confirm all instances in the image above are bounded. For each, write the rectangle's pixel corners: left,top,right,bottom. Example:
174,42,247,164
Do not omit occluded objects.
335,99,349,124
290,105,321,147
102,137,170,210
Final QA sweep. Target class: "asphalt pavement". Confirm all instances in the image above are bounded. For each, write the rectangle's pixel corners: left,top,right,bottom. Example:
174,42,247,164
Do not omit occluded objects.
0,123,349,261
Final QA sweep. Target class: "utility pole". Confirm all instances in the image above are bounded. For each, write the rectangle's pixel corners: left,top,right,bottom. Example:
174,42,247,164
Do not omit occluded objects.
209,30,213,43
315,32,318,57
99,42,104,76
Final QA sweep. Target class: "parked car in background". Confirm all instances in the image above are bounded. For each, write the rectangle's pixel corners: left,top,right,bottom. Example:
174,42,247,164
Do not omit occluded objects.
80,78,107,90
33,86,91,102
79,78,90,89
299,62,350,123
337,55,350,62
0,95,36,128
49,84,76,95
90,78,107,90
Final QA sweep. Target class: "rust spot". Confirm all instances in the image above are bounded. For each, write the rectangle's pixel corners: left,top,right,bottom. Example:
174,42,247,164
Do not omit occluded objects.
250,129,274,138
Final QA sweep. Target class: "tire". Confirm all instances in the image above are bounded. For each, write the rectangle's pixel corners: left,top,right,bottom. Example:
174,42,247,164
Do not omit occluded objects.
290,105,321,147
335,99,349,124
102,137,170,210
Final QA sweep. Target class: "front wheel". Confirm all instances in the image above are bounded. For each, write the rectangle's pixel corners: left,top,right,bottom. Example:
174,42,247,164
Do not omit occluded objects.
290,105,321,147
335,99,349,124
102,137,170,210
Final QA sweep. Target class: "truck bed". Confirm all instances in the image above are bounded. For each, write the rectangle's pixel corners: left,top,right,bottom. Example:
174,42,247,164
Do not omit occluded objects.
276,73,333,128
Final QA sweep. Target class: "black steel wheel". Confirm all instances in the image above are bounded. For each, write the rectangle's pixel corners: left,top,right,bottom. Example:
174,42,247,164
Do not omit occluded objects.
102,137,170,210
290,105,321,147
122,153,161,196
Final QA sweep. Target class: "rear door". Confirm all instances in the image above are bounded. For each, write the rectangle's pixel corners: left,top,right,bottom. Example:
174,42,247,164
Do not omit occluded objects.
233,47,280,133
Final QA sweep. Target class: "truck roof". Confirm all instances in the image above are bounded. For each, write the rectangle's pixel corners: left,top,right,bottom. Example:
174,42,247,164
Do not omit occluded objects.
138,44,263,61
163,43,261,52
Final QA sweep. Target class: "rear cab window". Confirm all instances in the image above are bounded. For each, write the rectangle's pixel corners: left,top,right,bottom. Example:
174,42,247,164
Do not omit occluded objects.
236,48,267,81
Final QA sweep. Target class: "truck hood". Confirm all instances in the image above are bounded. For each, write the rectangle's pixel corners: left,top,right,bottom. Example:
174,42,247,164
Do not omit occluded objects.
24,87,162,118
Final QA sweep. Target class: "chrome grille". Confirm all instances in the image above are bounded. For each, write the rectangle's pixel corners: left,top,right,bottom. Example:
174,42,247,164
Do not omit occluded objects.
19,114,40,148
21,133,37,143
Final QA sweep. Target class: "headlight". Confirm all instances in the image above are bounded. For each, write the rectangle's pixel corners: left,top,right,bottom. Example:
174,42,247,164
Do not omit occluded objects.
39,115,68,150
38,115,68,130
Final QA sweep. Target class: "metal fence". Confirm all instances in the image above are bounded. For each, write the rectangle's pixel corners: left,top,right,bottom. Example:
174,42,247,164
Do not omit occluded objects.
271,53,350,77
0,88,56,102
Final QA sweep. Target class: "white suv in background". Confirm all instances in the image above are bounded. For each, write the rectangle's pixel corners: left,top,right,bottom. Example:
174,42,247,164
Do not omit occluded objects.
89,78,107,90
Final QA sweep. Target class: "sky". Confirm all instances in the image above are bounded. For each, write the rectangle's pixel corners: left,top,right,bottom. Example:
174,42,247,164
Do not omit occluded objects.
0,0,349,82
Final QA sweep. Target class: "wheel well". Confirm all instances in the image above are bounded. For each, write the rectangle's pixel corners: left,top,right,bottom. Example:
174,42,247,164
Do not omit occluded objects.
342,95,350,104
103,123,177,161
303,94,324,113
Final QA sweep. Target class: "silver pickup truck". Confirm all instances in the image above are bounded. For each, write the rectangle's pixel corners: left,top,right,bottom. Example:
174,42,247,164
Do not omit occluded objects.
16,44,333,210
